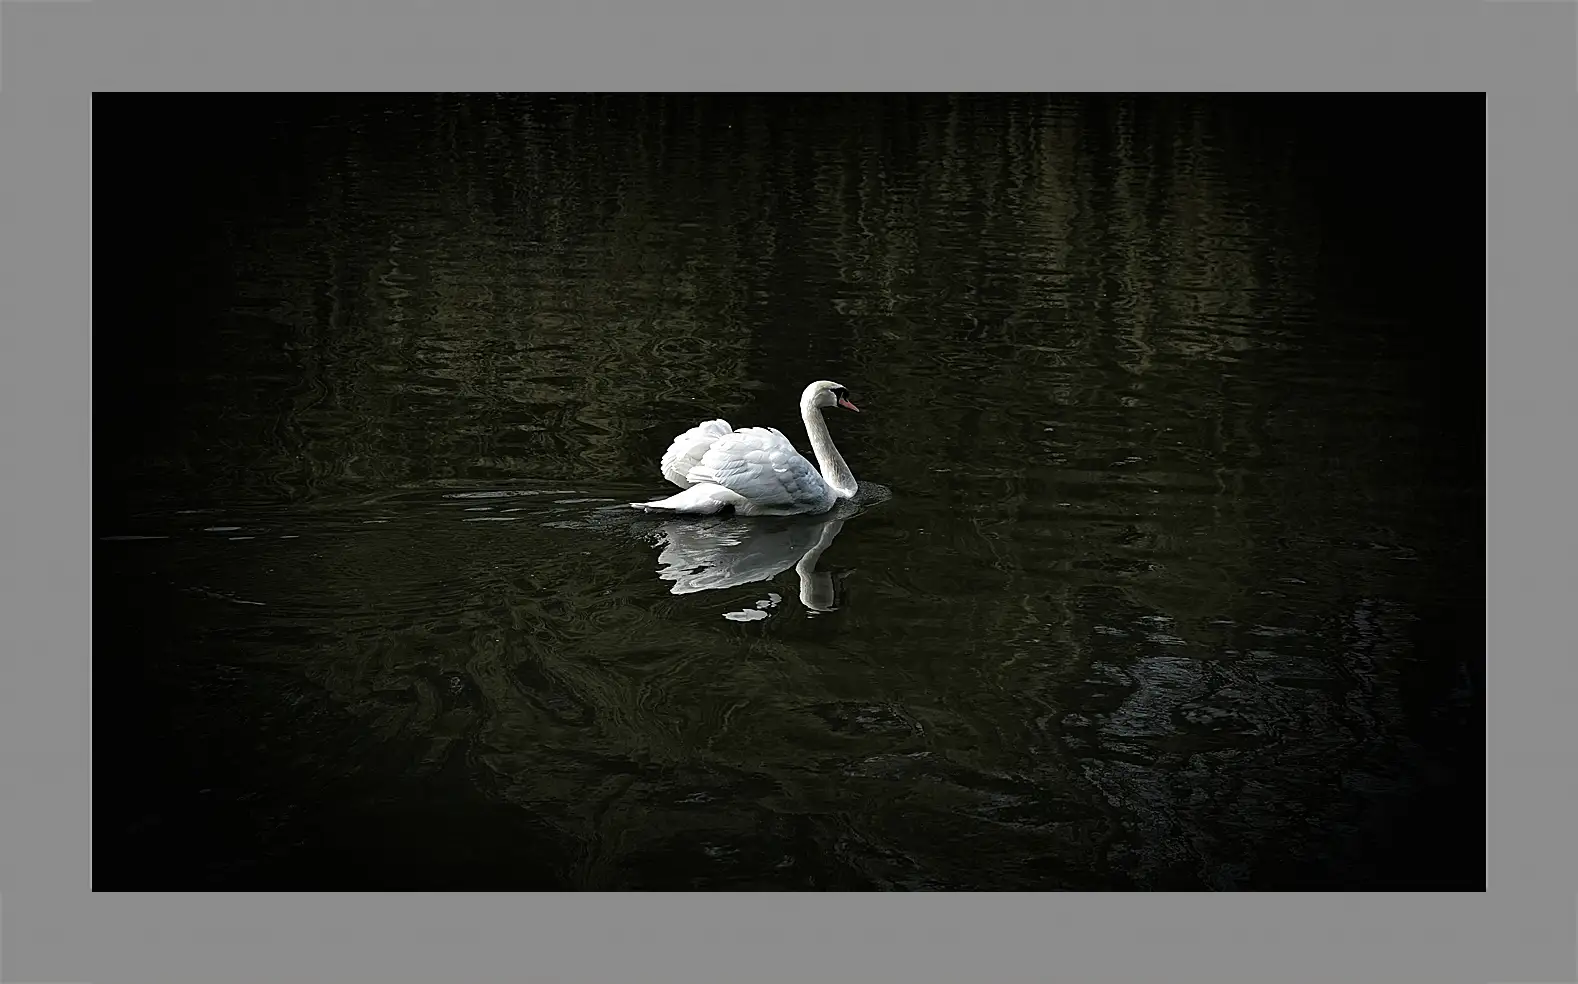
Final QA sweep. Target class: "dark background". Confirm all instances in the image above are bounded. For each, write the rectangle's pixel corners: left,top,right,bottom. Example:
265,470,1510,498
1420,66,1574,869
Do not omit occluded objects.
96,94,1482,890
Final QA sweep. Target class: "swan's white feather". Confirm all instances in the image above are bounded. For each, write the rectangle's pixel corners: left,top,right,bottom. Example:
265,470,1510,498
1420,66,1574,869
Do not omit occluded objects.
660,418,733,489
684,426,833,513
628,482,747,515
631,380,857,516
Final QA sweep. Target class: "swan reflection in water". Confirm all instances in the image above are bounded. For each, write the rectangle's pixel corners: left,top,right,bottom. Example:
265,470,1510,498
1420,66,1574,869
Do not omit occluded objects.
640,493,884,617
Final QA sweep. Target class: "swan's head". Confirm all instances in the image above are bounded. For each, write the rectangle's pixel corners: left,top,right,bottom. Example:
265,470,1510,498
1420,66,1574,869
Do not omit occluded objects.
802,380,860,413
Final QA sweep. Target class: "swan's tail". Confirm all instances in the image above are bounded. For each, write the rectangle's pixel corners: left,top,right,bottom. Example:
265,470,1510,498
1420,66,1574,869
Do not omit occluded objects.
628,483,748,516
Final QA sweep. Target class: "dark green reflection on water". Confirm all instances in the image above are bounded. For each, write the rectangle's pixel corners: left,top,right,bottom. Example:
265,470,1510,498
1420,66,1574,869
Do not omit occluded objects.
98,95,1481,889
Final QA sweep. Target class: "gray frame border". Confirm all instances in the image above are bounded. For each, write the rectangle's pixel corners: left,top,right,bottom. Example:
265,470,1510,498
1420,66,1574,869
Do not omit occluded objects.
1,1,1564,982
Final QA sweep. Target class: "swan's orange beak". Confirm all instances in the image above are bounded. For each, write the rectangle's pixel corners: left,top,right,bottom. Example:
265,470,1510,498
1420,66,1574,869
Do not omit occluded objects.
837,396,860,412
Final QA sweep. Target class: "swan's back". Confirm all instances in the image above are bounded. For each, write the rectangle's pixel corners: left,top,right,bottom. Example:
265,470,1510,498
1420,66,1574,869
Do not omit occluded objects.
686,426,833,512
660,418,733,489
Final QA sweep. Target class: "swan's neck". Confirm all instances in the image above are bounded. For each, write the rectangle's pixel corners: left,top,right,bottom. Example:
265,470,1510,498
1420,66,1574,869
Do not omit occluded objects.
802,399,857,499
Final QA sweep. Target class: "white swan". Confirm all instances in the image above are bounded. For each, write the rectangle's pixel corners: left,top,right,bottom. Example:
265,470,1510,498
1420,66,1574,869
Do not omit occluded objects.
629,380,861,516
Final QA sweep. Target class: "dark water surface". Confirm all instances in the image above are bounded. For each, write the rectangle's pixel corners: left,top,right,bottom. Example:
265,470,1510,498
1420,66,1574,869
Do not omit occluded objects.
97,95,1482,890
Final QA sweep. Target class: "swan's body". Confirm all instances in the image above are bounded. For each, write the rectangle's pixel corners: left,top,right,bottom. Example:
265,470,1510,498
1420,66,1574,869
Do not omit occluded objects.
630,380,861,517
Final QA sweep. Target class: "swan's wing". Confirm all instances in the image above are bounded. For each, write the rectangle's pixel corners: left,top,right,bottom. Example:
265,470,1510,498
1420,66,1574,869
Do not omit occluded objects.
685,426,830,508
660,418,733,489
